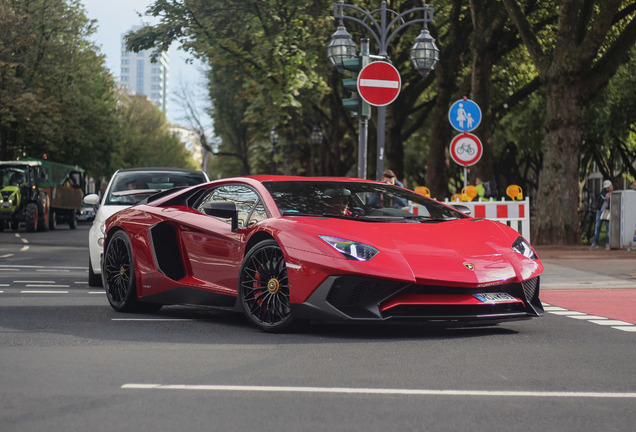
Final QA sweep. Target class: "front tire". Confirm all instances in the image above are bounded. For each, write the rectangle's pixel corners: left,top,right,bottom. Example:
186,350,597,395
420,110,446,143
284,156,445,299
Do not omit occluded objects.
25,202,38,232
238,239,295,332
102,230,161,313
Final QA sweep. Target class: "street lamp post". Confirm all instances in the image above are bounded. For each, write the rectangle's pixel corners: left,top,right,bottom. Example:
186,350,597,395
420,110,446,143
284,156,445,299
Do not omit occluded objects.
269,127,280,174
310,125,323,176
328,1,439,180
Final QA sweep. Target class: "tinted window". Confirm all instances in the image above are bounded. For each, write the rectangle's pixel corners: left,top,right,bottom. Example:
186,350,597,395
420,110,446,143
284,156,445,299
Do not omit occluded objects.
263,181,468,221
196,185,266,228
105,171,206,205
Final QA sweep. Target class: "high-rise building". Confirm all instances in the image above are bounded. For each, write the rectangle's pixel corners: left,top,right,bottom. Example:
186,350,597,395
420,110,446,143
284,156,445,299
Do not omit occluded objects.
119,26,169,113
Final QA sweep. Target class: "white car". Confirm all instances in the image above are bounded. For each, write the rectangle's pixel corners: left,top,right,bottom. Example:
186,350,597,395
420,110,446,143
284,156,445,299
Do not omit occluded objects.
84,167,209,286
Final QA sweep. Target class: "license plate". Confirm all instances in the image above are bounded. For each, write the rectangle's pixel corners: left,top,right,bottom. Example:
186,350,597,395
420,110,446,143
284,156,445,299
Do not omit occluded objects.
473,293,517,303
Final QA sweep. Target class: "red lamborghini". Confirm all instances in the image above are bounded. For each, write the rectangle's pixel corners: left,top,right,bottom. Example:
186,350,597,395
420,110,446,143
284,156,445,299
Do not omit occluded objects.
102,176,543,332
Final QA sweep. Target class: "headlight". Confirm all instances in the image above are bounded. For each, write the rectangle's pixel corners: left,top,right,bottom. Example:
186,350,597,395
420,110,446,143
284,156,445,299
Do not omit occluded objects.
319,235,379,261
512,237,538,260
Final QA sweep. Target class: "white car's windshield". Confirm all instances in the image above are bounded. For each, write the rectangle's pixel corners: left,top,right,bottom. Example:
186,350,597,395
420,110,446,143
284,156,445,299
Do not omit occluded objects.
105,171,207,205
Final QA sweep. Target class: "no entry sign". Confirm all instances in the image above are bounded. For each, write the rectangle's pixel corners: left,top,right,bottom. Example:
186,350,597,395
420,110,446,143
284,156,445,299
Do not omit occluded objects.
357,61,401,106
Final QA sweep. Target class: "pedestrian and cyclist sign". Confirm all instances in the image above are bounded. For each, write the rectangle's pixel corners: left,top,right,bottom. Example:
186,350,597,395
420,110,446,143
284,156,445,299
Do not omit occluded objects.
449,132,482,167
357,61,401,106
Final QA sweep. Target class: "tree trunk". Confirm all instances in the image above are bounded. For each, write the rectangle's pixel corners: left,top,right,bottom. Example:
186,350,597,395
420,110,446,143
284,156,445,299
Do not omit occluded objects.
532,81,582,245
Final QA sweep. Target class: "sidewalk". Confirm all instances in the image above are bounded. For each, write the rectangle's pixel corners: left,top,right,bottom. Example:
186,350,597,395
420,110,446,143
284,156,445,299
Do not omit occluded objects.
535,245,636,290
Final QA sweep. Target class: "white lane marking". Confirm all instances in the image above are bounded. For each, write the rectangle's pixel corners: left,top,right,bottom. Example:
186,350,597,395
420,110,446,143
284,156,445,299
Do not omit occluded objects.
613,326,636,332
588,320,632,326
20,290,69,294
112,318,194,321
20,238,28,244
20,246,29,252
548,311,585,316
25,284,69,288
0,290,4,293
0,264,84,270
542,303,634,332
36,269,70,273
0,254,14,258
121,384,636,399
89,291,106,294
14,280,56,283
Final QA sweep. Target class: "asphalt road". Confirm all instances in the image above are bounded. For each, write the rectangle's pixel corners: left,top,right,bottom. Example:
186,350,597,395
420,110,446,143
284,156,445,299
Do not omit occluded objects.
0,223,634,432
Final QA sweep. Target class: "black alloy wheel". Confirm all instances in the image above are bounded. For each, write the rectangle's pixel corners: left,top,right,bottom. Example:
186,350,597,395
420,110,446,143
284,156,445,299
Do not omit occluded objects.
102,230,161,313
239,239,295,332
103,230,137,311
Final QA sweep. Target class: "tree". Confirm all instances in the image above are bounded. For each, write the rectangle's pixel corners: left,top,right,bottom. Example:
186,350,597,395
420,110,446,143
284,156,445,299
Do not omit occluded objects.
0,0,119,177
114,95,196,170
501,0,636,244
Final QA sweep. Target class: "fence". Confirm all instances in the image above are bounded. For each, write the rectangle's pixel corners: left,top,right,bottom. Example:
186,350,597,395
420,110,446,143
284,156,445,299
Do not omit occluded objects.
412,197,532,243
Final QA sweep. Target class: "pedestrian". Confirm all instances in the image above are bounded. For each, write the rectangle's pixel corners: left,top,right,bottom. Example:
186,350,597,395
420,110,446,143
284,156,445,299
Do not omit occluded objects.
367,169,407,208
590,179,613,250
475,177,485,198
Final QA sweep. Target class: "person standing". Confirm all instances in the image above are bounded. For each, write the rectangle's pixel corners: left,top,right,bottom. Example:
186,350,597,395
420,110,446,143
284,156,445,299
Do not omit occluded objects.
590,179,614,250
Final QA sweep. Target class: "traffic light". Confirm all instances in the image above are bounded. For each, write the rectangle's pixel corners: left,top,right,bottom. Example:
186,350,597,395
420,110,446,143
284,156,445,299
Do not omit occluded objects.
341,56,370,118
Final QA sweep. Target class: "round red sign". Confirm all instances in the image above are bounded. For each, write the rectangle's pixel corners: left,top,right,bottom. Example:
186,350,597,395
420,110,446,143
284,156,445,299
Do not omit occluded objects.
357,61,401,107
449,133,483,167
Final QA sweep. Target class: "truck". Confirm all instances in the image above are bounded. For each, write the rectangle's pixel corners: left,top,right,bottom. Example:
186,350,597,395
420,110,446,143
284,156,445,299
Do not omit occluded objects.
0,158,85,232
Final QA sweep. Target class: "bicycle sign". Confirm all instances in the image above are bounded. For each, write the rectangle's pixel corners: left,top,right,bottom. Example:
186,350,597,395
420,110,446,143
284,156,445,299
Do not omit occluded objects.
449,133,482,166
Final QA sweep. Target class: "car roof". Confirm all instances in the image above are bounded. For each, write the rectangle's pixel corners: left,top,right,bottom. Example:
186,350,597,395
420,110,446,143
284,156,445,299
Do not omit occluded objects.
115,167,205,174
244,175,380,184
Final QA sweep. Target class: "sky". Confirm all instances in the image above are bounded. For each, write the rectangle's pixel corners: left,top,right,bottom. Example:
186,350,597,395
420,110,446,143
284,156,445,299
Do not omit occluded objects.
80,0,210,126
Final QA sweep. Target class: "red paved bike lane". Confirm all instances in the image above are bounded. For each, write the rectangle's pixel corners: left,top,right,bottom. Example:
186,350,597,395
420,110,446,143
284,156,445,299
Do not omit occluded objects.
540,289,636,324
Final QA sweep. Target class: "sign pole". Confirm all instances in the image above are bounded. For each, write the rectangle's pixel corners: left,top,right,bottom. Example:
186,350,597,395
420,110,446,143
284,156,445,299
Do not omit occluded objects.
376,106,385,181
357,40,369,179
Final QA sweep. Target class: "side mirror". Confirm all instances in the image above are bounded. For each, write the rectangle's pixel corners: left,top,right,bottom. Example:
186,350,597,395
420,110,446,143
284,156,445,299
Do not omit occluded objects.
203,201,239,231
451,204,472,216
84,194,100,206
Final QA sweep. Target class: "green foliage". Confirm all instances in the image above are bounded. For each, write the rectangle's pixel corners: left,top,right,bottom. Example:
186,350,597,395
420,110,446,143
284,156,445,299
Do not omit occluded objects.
0,0,119,178
113,95,197,170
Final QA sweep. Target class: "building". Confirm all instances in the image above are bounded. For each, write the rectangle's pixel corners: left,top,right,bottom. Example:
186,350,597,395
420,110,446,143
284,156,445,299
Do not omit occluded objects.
119,26,169,113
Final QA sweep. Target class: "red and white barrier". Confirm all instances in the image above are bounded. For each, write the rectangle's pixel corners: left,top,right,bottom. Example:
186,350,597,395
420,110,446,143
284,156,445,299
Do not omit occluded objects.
412,198,532,243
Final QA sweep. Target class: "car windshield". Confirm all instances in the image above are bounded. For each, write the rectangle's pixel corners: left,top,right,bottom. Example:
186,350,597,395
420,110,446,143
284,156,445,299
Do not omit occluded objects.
0,167,26,188
105,171,207,205
263,180,469,222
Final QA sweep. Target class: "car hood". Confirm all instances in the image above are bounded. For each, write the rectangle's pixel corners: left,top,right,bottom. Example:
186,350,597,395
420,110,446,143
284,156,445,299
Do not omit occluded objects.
95,204,132,224
277,217,542,287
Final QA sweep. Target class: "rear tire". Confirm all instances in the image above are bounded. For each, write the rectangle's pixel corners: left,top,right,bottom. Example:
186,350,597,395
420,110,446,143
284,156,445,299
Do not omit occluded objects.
68,210,77,229
49,211,57,230
37,196,49,232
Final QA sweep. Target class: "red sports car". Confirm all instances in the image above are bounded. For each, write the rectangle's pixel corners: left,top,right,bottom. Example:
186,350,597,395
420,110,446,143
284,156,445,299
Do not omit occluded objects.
102,176,543,332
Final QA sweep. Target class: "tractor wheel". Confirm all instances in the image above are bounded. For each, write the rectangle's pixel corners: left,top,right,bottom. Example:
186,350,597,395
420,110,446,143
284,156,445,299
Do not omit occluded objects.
25,202,38,232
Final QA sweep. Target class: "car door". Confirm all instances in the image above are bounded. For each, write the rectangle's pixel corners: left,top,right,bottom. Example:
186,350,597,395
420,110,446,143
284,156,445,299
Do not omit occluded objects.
175,184,267,295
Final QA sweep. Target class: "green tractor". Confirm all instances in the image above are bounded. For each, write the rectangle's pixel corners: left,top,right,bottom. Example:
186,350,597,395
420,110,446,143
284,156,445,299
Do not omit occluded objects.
0,159,85,232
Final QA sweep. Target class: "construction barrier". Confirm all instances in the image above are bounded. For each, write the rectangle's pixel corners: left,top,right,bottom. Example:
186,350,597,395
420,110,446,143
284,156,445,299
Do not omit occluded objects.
411,197,532,243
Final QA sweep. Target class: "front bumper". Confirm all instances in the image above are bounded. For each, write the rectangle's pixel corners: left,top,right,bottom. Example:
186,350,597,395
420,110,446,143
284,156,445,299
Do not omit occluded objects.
290,275,543,325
